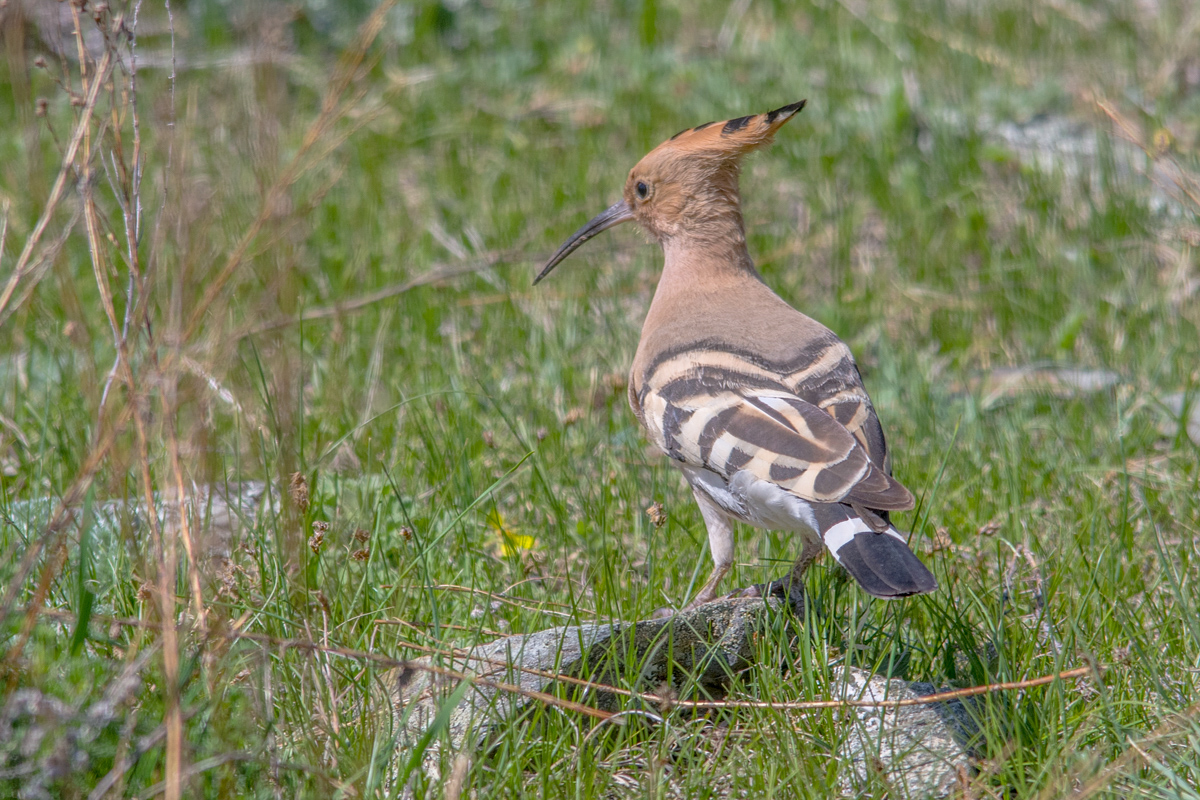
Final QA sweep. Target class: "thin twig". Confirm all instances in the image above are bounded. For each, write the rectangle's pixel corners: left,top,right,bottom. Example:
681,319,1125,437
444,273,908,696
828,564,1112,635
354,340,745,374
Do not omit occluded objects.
382,582,586,618
0,199,9,265
373,627,1096,714
27,608,615,721
88,720,171,800
65,8,186,793
374,618,508,639
646,665,1097,711
0,44,114,325
3,207,82,331
27,608,1098,714
1093,96,1200,211
163,391,206,629
0,409,30,448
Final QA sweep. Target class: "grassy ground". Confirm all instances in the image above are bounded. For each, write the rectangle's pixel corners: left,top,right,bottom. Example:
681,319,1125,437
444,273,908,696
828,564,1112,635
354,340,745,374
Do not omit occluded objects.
2,0,1199,796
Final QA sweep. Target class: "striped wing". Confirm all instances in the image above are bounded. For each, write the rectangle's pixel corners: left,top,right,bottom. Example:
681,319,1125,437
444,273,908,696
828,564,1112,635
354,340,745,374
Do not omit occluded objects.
631,334,915,510
640,378,914,511
810,387,895,477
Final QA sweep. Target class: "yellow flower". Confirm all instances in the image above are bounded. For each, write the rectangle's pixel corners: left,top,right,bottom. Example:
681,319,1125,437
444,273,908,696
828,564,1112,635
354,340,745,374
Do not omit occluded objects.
487,509,535,557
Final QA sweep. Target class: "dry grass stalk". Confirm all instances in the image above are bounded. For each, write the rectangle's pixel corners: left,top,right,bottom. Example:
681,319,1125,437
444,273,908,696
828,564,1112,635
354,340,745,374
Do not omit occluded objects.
1,1,403,795
0,44,113,325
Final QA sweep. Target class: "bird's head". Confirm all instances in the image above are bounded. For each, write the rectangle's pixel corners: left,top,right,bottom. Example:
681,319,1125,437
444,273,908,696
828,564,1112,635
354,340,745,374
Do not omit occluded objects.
534,100,806,284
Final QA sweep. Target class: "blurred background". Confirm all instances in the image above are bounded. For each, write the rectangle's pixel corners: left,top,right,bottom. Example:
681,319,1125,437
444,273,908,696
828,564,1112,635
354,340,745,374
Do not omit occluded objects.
1,0,1199,796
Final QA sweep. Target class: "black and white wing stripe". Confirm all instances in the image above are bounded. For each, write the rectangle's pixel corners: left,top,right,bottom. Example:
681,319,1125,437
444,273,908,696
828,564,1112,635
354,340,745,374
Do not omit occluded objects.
635,346,915,511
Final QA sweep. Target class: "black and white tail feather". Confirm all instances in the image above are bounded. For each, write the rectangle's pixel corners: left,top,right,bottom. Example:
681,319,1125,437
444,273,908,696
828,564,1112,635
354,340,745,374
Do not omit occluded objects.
810,504,937,598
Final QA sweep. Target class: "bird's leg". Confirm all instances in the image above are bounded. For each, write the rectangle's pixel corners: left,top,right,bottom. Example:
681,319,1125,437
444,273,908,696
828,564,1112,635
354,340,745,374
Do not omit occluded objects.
727,530,821,610
652,489,734,618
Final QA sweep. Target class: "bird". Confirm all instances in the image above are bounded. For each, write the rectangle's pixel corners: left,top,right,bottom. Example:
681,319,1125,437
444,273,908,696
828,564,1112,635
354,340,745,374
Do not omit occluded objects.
534,100,937,614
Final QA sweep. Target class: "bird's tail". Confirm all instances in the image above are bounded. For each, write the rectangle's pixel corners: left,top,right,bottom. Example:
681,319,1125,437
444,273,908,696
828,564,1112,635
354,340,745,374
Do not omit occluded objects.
810,504,938,598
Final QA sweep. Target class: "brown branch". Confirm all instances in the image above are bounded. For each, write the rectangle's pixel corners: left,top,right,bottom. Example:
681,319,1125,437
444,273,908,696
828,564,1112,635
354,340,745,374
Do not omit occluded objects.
162,395,206,630
26,609,615,722
1092,95,1200,211
373,628,1097,713
645,665,1097,711
26,608,1097,714
380,582,586,618
225,627,618,723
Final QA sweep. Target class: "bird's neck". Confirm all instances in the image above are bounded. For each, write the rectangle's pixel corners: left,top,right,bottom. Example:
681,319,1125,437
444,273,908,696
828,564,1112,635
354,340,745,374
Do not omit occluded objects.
644,174,767,333
660,217,762,288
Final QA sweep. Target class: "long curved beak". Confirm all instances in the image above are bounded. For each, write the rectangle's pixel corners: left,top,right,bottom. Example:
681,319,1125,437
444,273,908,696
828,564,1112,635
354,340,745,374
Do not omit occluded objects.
533,200,635,285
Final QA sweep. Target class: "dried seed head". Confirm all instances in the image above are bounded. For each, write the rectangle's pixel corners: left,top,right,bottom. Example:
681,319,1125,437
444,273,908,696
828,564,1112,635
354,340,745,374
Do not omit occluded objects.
33,56,46,69
929,528,953,553
653,681,677,710
35,98,48,117
289,472,309,512
398,525,414,542
309,521,329,554
353,528,370,543
977,520,1001,536
136,582,153,602
646,502,667,529
351,548,370,562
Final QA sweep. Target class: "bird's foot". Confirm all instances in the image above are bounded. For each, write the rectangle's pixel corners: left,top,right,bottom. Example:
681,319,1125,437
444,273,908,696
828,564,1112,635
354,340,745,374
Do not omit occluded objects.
725,576,805,611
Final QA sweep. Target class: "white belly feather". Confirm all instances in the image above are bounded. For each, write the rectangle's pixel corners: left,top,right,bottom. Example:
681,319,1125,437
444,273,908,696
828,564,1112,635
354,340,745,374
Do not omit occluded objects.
680,464,820,534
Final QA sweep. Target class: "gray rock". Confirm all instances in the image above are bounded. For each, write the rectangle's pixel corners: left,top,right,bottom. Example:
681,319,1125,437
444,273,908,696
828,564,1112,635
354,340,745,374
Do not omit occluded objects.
836,669,972,797
377,596,791,790
377,596,976,798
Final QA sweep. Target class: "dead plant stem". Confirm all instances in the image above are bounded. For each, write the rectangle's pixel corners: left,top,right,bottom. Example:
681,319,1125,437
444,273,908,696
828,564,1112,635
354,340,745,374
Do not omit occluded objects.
0,46,114,325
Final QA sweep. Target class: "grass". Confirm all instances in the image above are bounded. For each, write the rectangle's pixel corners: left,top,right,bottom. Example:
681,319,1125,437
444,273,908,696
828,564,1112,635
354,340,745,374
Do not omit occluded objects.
1,0,1199,796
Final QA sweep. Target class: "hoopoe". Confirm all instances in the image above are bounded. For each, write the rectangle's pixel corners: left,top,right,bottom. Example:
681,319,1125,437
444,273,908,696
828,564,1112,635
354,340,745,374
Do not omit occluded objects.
535,101,937,613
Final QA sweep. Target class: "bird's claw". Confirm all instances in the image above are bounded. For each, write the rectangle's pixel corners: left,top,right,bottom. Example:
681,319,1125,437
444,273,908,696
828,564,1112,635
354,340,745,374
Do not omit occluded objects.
725,576,805,610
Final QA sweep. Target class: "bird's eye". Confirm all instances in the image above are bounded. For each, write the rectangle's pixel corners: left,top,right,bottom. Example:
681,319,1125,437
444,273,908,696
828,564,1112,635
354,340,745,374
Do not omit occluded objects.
636,181,649,199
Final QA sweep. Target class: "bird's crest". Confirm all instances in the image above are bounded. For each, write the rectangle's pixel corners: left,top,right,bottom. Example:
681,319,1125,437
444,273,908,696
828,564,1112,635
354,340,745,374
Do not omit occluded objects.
654,100,807,161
